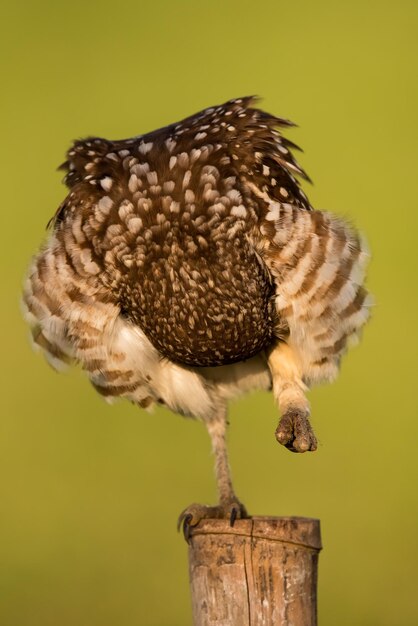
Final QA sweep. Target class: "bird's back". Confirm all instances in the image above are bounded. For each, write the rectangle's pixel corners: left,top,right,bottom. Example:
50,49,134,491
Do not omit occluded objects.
51,97,311,366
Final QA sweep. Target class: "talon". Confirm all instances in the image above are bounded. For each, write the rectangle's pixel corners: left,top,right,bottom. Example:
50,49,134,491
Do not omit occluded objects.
177,508,206,543
177,510,187,532
177,504,210,543
230,506,237,527
177,500,247,541
182,514,193,543
177,509,197,543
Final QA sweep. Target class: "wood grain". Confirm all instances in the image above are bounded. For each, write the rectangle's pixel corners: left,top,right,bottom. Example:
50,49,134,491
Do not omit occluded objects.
188,516,321,626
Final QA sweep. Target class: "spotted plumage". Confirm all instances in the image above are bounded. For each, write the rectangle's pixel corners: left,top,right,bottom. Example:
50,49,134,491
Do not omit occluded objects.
23,97,371,531
50,97,314,367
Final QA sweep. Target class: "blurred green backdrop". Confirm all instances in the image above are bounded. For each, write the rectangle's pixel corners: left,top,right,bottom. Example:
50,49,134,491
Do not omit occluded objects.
1,1,417,624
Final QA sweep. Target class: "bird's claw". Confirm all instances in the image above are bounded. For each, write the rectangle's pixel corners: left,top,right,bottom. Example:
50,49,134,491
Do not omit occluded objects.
178,512,194,542
275,408,317,453
177,501,247,542
230,505,238,527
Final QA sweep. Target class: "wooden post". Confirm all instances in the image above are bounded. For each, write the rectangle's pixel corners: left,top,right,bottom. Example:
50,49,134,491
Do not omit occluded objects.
187,516,321,626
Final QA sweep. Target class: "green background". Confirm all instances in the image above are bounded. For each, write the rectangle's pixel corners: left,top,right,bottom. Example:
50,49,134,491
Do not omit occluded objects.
1,1,417,624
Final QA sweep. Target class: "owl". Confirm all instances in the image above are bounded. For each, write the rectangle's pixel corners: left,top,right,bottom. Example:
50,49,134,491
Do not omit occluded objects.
23,97,371,539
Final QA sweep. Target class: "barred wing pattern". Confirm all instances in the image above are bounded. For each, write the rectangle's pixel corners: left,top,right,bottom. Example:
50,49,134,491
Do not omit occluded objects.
256,203,370,386
23,97,370,424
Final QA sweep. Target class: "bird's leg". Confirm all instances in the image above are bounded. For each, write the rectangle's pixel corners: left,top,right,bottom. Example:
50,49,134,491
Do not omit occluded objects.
267,341,317,453
206,413,244,512
178,405,246,541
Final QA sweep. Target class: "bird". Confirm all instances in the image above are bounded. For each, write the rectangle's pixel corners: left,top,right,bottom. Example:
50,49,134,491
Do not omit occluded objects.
23,96,371,539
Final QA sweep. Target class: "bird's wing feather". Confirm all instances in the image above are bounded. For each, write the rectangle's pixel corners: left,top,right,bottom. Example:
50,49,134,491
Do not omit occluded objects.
249,198,371,385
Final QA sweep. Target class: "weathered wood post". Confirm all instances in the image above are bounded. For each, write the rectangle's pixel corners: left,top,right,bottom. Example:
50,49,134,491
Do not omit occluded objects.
187,516,321,626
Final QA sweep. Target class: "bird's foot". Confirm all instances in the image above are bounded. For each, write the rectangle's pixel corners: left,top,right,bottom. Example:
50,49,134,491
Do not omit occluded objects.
275,408,317,453
177,499,247,542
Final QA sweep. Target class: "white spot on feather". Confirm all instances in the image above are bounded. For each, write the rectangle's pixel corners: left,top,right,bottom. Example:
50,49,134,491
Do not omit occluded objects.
100,177,113,191
132,162,149,176
265,203,281,222
127,217,143,234
227,189,242,203
165,138,176,152
177,152,189,168
190,148,202,164
163,180,175,193
147,171,158,185
128,174,139,193
118,201,134,220
170,201,180,213
182,170,192,190
138,141,153,155
231,205,247,218
97,196,113,214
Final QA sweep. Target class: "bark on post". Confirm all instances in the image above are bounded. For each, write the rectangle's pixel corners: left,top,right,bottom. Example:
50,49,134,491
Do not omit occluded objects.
187,516,322,626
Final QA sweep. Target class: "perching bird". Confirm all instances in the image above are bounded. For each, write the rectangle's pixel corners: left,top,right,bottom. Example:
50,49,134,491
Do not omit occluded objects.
23,97,371,538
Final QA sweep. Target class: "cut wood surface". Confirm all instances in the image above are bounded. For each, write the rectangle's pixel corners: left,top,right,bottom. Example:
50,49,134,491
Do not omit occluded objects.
188,516,322,626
